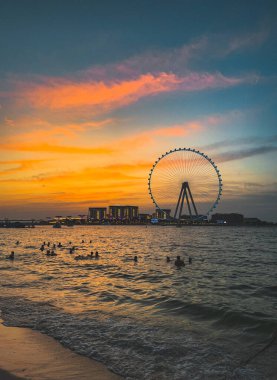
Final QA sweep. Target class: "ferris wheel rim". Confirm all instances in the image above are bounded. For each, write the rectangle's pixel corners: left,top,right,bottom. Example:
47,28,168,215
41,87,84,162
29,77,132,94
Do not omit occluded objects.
148,147,223,219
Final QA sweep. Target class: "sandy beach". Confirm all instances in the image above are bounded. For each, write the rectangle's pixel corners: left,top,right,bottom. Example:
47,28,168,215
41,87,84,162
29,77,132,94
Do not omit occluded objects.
0,368,24,380
0,320,121,380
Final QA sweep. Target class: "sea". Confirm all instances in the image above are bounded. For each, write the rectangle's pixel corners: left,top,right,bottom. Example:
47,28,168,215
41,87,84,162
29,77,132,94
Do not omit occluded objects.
0,225,276,379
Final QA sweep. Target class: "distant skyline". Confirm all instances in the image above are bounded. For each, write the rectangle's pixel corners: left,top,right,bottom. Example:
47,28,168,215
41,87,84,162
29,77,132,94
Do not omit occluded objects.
0,1,277,221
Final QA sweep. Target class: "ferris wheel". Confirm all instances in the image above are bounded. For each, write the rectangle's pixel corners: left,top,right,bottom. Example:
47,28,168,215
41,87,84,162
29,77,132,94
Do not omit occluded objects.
148,148,222,220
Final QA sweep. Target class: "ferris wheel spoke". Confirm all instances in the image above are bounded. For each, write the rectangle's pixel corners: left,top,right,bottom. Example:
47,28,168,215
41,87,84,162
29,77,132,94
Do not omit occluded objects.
149,148,222,220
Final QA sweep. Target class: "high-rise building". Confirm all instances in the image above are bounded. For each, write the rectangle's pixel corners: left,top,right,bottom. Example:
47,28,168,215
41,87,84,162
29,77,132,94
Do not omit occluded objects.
155,208,171,219
88,207,107,220
109,206,139,220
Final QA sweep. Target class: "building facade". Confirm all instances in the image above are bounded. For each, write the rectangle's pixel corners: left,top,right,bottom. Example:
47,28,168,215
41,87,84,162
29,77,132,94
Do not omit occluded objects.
109,205,139,220
139,213,152,222
155,208,171,219
88,207,107,220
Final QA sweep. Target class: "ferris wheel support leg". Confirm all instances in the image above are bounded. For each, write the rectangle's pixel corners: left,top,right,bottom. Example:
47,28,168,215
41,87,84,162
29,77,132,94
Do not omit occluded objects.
187,184,198,216
179,187,186,219
185,190,192,217
174,186,183,219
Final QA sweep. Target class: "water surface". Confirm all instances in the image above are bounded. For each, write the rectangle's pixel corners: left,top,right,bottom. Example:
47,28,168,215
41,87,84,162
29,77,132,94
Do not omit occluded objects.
0,226,276,379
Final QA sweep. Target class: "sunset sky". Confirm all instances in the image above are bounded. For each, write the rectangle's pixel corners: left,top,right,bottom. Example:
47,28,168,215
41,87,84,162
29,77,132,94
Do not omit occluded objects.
0,0,276,220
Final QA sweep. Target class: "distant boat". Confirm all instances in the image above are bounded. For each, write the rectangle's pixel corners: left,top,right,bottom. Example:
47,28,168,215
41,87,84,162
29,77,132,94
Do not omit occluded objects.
53,222,62,228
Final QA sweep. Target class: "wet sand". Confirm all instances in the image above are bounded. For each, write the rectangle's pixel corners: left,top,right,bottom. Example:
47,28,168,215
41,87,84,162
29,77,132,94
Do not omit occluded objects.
0,320,121,380
0,369,24,380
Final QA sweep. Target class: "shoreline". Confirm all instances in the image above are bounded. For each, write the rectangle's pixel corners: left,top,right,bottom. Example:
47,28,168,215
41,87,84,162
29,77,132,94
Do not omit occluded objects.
1,223,276,228
0,369,24,380
0,320,121,380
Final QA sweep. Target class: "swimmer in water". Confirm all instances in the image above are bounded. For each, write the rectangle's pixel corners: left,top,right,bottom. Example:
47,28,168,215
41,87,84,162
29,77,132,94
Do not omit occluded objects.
7,251,15,260
166,256,170,262
175,256,185,268
134,255,138,262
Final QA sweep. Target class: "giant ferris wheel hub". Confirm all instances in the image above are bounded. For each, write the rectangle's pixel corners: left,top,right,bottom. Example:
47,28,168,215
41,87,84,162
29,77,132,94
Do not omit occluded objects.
148,148,223,220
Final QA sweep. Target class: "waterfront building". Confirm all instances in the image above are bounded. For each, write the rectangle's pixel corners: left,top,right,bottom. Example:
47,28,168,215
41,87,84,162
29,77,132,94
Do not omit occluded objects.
88,207,107,220
109,206,139,220
211,213,244,225
154,209,171,219
139,213,152,222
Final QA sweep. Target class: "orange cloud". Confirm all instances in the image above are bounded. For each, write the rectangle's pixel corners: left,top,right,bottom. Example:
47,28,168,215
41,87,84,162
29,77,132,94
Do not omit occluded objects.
0,161,151,184
117,120,203,149
0,161,151,212
151,122,202,137
19,72,243,113
0,142,113,154
24,73,182,110
2,116,113,140
0,159,47,176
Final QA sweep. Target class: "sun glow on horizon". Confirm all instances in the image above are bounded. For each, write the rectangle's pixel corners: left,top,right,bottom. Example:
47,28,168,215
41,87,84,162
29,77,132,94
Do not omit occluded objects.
0,8,276,220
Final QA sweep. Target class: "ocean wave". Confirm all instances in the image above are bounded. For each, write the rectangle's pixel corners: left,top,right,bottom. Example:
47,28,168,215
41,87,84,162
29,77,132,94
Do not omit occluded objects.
0,225,276,379
0,295,262,380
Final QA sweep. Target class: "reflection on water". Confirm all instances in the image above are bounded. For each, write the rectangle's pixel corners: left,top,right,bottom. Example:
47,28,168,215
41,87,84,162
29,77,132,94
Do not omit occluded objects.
0,226,276,379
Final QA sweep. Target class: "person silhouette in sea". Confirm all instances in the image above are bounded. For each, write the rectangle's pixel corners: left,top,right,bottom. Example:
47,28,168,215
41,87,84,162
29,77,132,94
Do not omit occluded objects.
175,256,185,268
134,255,138,262
188,257,192,264
7,251,15,260
86,252,94,259
95,251,99,258
166,256,171,262
58,242,62,248
16,241,20,245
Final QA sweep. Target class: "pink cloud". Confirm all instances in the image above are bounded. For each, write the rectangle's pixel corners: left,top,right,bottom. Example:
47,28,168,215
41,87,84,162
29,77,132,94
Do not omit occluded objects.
18,71,244,112
151,122,202,137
